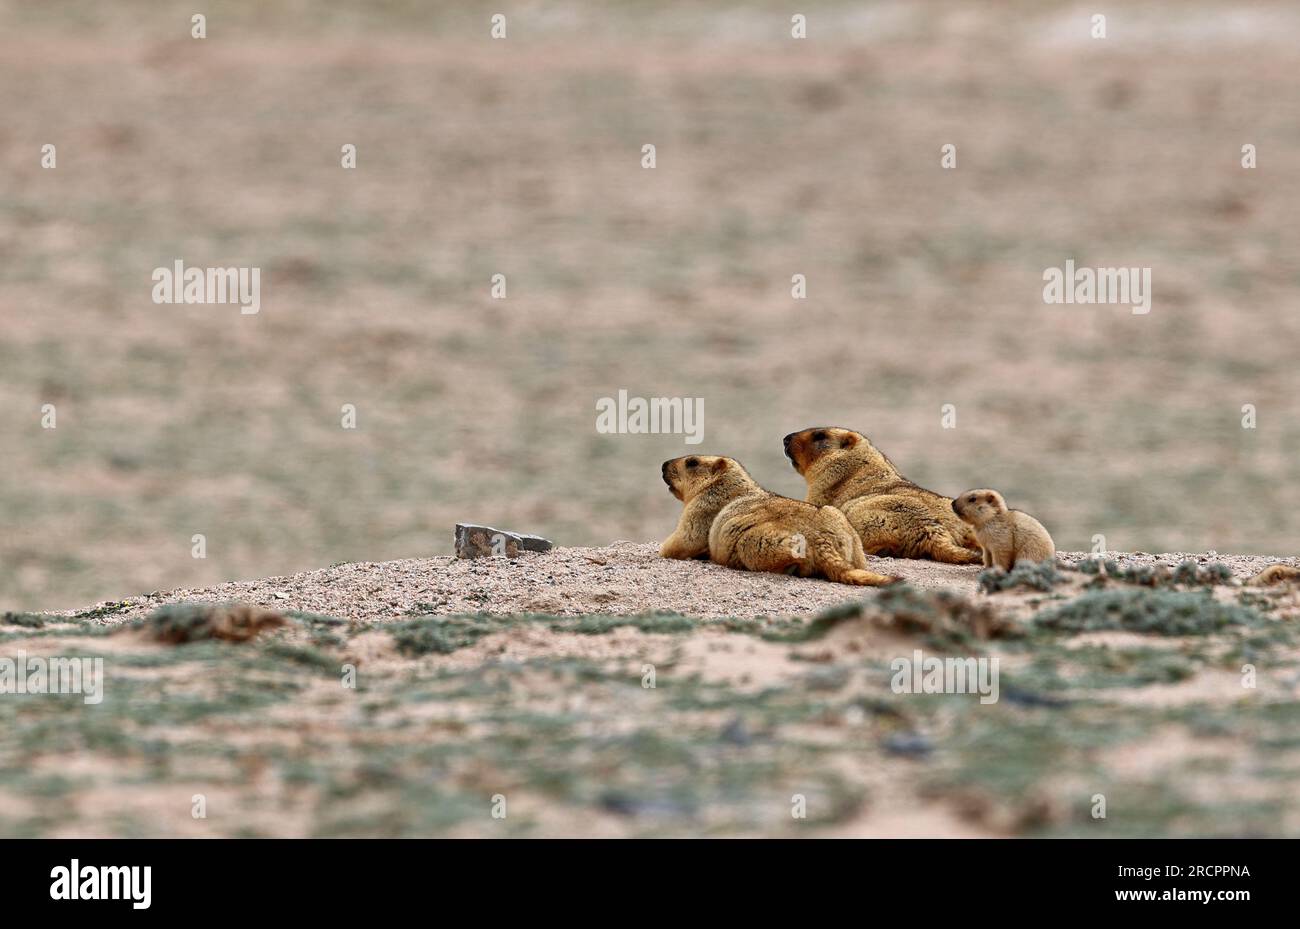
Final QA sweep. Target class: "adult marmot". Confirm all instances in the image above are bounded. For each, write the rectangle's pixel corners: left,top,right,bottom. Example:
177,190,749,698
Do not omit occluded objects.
951,488,1055,570
660,455,898,586
783,426,981,564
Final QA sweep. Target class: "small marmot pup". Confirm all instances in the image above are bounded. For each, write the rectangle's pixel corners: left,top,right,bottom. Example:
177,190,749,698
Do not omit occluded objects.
783,426,982,564
660,455,898,586
951,489,1055,571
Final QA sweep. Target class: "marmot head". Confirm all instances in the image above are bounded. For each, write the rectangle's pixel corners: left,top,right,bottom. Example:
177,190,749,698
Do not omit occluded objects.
782,426,866,475
661,455,742,502
951,489,1008,526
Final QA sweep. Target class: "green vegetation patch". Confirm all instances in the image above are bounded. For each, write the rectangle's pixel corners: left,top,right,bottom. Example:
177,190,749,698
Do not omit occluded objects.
1077,558,1235,588
557,613,699,636
390,610,811,655
73,600,135,619
1013,643,1201,693
288,610,349,627
1034,588,1267,637
1,611,48,628
390,614,524,655
979,560,1069,594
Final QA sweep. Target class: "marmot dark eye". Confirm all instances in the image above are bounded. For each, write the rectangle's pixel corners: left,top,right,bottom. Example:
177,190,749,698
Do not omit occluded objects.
812,431,827,442
968,496,976,502
685,458,698,468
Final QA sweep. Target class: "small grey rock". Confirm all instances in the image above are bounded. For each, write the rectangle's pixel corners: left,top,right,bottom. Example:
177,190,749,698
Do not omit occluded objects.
454,524,554,559
883,731,933,758
720,715,753,746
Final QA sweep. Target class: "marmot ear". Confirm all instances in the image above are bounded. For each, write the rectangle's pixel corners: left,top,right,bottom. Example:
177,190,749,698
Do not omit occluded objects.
712,458,729,474
840,432,860,449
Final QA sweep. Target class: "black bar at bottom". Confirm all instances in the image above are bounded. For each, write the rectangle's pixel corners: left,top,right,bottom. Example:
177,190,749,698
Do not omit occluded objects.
2,837,1284,916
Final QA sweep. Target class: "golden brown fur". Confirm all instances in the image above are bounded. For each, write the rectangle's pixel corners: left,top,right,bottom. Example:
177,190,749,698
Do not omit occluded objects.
1246,564,1300,586
660,455,898,586
951,488,1055,571
783,427,981,564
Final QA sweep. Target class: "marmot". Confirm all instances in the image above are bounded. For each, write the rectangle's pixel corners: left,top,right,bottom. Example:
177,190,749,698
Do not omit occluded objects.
783,427,982,564
660,455,898,586
951,489,1055,570
1246,564,1300,586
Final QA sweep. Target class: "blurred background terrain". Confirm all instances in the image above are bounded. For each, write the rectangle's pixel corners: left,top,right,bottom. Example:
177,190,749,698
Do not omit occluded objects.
2,0,1299,610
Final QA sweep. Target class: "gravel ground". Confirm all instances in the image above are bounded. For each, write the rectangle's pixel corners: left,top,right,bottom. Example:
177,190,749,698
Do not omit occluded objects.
54,544,1298,624
13,543,1300,838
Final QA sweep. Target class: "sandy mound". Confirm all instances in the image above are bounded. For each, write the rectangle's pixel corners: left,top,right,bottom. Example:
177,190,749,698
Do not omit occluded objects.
56,543,1290,624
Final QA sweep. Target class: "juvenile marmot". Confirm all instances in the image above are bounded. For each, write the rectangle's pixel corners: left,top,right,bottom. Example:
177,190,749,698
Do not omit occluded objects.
951,489,1055,570
783,427,981,564
660,454,898,586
